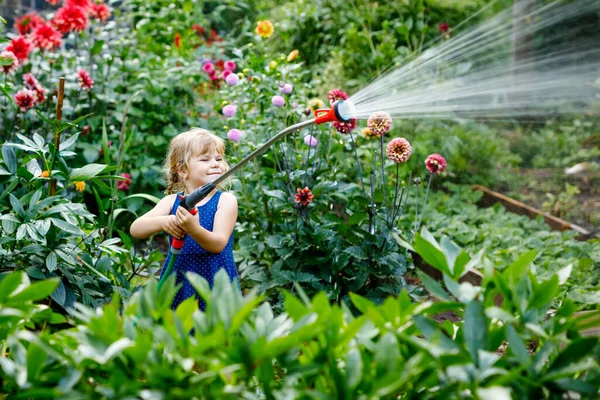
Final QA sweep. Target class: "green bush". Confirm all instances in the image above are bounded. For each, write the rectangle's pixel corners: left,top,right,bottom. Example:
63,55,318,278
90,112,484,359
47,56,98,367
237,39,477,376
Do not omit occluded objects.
1,229,598,398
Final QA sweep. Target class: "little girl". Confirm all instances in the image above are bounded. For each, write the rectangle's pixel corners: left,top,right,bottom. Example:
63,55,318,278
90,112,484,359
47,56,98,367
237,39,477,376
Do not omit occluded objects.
130,128,238,310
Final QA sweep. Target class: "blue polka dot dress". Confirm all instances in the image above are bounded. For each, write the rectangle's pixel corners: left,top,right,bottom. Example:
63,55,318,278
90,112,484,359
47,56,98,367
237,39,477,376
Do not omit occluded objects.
158,191,238,310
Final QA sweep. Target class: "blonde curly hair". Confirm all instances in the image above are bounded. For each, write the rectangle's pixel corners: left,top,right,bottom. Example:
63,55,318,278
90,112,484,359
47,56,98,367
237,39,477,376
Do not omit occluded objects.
163,128,230,194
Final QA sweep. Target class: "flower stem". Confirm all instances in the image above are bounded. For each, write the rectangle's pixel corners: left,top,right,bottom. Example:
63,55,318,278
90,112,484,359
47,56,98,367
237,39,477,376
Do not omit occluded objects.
411,173,433,243
379,135,388,225
348,131,366,196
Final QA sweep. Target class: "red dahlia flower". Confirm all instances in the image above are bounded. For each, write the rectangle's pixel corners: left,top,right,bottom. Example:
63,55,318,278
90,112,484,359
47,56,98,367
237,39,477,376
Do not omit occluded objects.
14,12,44,35
32,23,62,50
52,4,88,33
91,3,111,22
65,0,92,10
6,36,34,61
294,187,314,206
333,119,357,134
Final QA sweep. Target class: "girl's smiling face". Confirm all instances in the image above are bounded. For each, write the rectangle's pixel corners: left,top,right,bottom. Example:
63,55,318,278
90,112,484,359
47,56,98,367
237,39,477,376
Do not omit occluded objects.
182,150,225,191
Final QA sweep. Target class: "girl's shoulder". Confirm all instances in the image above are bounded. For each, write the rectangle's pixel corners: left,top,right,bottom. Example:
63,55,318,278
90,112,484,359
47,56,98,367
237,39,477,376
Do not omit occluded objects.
217,191,238,208
156,193,180,209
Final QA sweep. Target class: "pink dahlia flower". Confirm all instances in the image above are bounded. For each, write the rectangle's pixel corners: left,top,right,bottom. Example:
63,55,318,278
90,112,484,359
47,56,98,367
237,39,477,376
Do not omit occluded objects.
15,89,37,112
202,62,215,74
77,68,94,90
227,129,241,141
367,111,392,137
386,137,412,163
425,154,447,174
281,83,293,94
223,104,237,117
303,134,318,147
224,60,236,71
225,73,239,86
327,88,348,104
0,51,19,75
271,95,285,107
117,173,131,191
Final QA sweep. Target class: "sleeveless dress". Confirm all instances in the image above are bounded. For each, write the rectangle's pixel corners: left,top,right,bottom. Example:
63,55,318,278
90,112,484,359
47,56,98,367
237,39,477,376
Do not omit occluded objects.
158,190,238,310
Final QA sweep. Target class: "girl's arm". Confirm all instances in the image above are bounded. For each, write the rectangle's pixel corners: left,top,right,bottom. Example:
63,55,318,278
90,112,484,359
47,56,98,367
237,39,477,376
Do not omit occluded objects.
175,192,238,253
130,194,185,239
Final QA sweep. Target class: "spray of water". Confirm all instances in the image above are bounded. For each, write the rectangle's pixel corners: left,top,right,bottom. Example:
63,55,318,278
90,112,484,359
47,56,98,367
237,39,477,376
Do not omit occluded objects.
348,0,600,120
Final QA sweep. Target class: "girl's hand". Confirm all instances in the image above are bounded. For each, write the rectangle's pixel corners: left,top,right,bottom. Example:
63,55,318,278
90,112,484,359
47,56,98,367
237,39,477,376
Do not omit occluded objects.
161,215,185,239
176,206,200,234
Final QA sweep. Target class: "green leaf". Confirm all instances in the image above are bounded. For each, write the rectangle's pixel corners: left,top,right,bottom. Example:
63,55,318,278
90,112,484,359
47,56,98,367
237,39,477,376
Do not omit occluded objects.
506,324,530,365
0,272,24,302
59,133,79,151
102,119,110,166
118,193,161,204
503,250,537,286
2,145,16,173
344,246,366,260
90,39,105,55
416,270,453,302
9,193,25,217
550,338,598,372
528,275,558,311
413,233,450,276
263,189,287,201
0,83,17,108
8,278,59,303
46,252,58,273
50,279,66,307
463,301,487,366
70,164,107,181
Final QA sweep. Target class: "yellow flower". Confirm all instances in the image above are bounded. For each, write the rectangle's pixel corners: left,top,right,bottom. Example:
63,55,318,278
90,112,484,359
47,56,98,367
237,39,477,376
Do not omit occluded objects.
362,127,376,139
74,181,85,192
308,98,326,112
41,170,50,178
255,20,274,38
287,49,299,62
268,60,278,69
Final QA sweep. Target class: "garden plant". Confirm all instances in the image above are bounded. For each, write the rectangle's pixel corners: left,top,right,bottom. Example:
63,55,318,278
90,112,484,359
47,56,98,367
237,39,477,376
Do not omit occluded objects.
0,0,599,398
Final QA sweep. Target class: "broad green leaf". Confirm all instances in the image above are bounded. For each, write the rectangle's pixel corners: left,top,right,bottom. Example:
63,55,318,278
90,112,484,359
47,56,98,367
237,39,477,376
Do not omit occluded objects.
550,337,598,372
528,275,558,311
118,193,160,205
0,272,24,302
416,270,453,302
506,324,530,365
8,278,59,303
464,301,487,366
70,164,107,181
413,233,450,276
2,145,16,173
503,250,537,286
59,133,79,151
46,252,58,273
